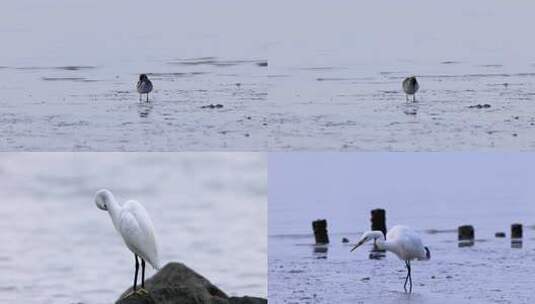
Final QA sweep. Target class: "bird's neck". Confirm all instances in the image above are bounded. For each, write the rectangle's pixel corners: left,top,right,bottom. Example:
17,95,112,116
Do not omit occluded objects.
106,197,121,225
375,238,395,253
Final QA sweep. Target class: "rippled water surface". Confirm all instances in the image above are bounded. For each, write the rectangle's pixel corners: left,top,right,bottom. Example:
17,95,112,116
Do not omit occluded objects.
0,153,267,303
269,153,535,303
2,0,535,150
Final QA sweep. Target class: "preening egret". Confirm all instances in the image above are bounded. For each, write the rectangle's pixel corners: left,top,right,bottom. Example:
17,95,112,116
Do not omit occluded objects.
137,74,153,102
351,225,430,293
402,76,419,102
95,189,160,296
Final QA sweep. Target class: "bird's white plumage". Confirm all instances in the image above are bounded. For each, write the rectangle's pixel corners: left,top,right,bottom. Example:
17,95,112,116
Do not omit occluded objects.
352,225,429,262
116,200,159,269
96,189,160,270
384,225,427,261
351,225,429,293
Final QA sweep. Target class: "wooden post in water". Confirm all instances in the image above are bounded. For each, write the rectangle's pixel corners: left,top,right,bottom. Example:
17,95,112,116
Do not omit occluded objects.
511,223,523,239
458,225,474,240
312,219,329,244
511,223,523,248
370,209,386,259
458,225,474,247
371,209,387,236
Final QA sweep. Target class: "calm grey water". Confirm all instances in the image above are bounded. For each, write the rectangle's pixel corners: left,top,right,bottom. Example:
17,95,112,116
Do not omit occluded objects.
2,0,535,151
0,153,267,304
269,153,535,303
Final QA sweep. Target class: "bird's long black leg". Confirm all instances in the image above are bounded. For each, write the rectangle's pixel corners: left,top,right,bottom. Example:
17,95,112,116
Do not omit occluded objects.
408,261,412,293
146,93,149,102
133,254,139,292
141,259,146,288
413,94,416,102
403,261,409,293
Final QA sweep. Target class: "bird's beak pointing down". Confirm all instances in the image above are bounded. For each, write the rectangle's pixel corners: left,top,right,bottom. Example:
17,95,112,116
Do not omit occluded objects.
350,240,365,252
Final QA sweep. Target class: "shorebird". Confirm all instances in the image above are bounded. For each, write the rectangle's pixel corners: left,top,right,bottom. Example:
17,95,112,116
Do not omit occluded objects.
137,74,153,102
351,225,430,293
95,189,160,297
402,76,419,102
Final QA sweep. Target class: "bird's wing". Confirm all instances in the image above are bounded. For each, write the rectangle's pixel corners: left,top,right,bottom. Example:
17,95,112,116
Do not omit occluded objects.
118,200,160,269
400,229,427,260
388,226,427,260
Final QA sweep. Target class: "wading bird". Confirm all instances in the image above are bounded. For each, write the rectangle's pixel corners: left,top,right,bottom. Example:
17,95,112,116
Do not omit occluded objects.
402,76,419,102
137,74,153,102
95,189,160,297
351,225,430,293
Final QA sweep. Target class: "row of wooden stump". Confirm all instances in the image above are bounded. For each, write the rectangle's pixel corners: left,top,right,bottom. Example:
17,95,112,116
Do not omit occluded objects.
312,209,524,245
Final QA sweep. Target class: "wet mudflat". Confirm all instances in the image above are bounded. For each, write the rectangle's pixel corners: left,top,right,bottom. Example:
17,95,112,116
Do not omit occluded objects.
269,230,535,304
2,0,535,150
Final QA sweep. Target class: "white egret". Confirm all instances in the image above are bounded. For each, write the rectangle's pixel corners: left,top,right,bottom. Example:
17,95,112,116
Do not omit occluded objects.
95,189,160,296
402,76,419,102
351,225,430,293
136,74,153,102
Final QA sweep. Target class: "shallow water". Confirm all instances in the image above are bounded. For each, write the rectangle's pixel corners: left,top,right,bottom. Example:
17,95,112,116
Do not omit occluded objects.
0,153,267,304
269,153,535,303
2,0,535,151
269,233,535,304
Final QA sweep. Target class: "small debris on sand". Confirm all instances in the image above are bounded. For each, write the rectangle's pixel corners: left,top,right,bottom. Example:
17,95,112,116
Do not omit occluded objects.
468,104,491,109
201,104,224,109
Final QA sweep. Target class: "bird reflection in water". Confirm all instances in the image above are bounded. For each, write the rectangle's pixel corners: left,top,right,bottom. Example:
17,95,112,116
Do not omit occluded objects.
402,102,419,116
138,102,153,118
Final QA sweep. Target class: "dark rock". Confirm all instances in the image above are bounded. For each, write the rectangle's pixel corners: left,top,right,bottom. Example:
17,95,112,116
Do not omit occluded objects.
256,61,268,67
370,209,386,237
495,232,506,238
341,237,349,243
116,262,266,304
229,297,266,304
201,104,224,109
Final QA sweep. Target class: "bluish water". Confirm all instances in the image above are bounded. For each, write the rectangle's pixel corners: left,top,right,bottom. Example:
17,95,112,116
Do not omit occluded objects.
0,153,267,304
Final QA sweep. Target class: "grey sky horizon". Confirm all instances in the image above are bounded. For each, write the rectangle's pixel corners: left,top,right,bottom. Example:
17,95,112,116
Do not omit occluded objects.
269,153,535,235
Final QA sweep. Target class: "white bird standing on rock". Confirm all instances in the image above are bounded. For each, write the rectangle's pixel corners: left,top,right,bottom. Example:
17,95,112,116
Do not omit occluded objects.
402,76,419,102
95,189,160,297
136,74,153,102
350,225,430,293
